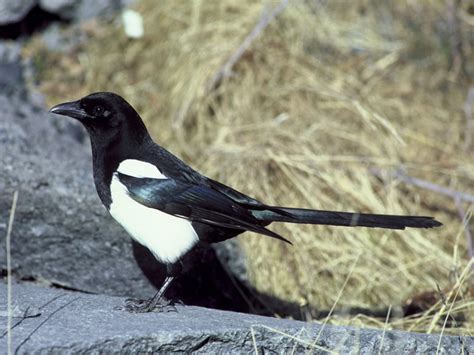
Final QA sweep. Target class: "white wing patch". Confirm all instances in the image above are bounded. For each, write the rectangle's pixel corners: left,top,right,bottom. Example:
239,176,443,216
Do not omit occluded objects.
117,159,167,179
109,175,199,264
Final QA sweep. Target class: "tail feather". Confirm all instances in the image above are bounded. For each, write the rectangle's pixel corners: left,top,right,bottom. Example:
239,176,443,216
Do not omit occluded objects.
254,207,442,230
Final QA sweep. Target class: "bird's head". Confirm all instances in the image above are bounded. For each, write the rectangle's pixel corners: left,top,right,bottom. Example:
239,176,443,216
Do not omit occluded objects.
49,92,150,144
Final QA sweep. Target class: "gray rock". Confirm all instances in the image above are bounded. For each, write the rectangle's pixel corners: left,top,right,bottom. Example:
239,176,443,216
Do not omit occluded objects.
40,23,87,53
0,0,35,25
0,282,472,354
38,0,75,14
0,0,132,26
213,238,250,284
39,0,133,21
0,42,24,96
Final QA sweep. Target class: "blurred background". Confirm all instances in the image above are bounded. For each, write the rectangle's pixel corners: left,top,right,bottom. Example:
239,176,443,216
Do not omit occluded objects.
2,0,473,336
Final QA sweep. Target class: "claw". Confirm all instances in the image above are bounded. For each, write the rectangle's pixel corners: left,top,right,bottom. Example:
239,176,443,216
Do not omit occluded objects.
116,297,181,313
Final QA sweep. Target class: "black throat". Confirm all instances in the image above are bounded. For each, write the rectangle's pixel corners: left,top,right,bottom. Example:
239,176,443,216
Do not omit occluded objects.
87,117,152,209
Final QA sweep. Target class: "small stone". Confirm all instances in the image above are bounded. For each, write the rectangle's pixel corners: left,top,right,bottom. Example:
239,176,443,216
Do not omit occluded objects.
122,9,143,39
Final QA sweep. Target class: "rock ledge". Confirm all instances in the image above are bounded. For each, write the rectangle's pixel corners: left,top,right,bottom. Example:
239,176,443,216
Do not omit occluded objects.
1,282,472,354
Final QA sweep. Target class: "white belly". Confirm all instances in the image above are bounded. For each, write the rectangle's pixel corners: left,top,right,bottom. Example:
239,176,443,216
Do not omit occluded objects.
109,175,199,264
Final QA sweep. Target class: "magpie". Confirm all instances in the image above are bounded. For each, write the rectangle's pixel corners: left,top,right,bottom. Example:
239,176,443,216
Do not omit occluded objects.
50,92,442,313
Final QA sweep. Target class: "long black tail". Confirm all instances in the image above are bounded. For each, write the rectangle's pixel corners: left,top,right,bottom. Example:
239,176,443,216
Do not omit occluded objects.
254,207,442,230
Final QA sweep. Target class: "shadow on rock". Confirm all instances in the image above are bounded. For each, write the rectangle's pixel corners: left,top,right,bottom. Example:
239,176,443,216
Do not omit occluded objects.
131,240,314,319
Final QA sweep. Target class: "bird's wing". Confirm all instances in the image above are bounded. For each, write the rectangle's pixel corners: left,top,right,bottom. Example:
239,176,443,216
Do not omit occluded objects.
150,146,293,217
204,177,296,218
116,173,291,244
204,177,264,206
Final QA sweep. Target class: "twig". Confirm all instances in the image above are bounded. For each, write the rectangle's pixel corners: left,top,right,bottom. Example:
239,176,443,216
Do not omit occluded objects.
250,325,334,353
462,85,474,151
427,259,473,334
373,168,474,273
0,295,65,339
454,198,473,274
435,278,463,354
312,252,361,348
445,0,467,79
371,168,474,203
250,325,258,355
378,304,392,355
436,283,459,328
15,297,79,353
206,0,290,92
6,191,18,355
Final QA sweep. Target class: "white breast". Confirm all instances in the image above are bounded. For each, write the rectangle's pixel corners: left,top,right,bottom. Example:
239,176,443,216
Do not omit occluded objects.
109,160,199,264
116,159,167,179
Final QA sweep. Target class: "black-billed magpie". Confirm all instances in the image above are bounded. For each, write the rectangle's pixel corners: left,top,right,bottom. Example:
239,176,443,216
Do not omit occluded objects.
50,92,442,313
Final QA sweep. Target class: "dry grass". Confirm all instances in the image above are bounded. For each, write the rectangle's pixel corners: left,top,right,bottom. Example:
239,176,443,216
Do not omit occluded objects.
25,0,474,335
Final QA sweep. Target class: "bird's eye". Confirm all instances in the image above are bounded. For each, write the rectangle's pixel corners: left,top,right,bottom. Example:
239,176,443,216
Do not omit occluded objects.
94,106,104,116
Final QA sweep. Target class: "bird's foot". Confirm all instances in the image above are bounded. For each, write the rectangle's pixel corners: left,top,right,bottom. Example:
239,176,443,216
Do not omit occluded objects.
116,297,182,313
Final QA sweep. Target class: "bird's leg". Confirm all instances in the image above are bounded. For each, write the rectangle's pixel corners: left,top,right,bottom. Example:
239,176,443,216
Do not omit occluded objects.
117,262,183,313
145,276,177,311
119,276,177,313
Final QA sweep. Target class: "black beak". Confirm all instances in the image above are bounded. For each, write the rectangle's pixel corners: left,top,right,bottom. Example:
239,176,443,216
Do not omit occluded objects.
49,100,90,120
